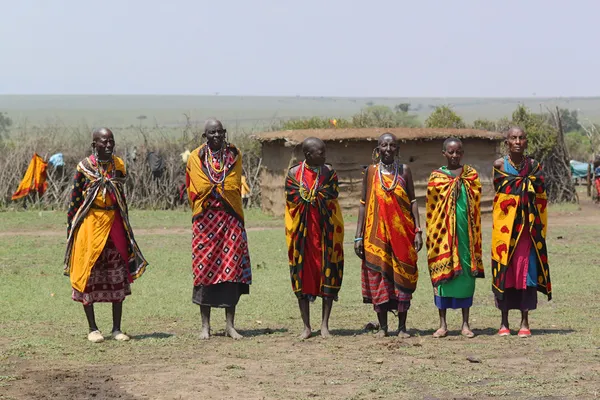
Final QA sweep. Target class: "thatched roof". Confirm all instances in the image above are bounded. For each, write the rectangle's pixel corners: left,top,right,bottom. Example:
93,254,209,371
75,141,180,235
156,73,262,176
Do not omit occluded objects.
255,128,502,145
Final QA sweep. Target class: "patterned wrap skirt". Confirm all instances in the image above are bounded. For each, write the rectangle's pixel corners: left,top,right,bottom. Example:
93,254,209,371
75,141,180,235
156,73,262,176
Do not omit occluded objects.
72,238,131,305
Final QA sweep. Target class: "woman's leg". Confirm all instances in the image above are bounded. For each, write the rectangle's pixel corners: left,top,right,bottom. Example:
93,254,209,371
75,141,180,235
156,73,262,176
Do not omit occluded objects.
225,306,243,339
298,298,312,339
200,305,211,339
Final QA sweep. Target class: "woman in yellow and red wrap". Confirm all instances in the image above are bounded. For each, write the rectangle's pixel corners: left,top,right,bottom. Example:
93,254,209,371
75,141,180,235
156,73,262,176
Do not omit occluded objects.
285,137,344,339
492,127,551,338
426,138,484,339
64,128,148,343
186,119,251,340
355,133,423,338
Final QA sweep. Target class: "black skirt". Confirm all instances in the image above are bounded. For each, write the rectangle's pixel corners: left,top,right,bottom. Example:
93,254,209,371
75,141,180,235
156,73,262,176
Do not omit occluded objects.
495,287,538,311
192,282,250,308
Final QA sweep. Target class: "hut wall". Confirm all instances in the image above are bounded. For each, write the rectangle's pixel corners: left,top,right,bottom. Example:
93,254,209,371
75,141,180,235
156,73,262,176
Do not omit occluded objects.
260,138,500,217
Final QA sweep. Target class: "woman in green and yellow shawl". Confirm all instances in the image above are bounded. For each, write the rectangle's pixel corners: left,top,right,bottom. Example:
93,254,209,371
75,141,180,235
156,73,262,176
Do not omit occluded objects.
426,138,484,338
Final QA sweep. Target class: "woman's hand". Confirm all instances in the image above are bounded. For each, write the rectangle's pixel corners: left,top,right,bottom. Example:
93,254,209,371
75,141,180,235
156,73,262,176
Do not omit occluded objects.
414,232,423,252
354,239,365,259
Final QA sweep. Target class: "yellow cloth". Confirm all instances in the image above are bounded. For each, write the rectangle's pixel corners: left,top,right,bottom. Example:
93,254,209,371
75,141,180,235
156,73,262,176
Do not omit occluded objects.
12,153,48,200
69,157,125,292
241,176,251,197
426,165,484,286
186,144,244,221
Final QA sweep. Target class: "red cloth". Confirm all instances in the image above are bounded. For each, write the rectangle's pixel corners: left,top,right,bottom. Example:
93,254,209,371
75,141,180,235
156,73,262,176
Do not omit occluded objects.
361,267,412,309
295,165,326,297
504,162,531,290
595,177,600,197
191,195,252,287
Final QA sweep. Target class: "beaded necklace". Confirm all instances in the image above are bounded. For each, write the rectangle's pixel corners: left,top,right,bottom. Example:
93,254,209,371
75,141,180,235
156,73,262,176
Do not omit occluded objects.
299,161,321,203
95,155,116,202
507,155,527,172
378,161,400,192
205,146,228,184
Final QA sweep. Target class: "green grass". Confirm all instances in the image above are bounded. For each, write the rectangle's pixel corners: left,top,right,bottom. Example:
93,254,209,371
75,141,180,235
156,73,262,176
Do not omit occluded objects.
1,207,599,399
0,207,281,232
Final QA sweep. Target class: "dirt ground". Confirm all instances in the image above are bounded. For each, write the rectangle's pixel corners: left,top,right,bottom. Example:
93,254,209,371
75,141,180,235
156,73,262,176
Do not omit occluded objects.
2,200,600,400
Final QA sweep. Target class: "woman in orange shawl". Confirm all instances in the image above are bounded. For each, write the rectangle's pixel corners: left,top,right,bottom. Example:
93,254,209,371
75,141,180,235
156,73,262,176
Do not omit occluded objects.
64,128,147,343
186,119,252,340
355,133,423,338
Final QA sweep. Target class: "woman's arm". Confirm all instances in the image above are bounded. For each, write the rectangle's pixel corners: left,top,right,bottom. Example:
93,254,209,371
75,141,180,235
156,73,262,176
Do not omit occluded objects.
354,168,369,259
404,165,423,252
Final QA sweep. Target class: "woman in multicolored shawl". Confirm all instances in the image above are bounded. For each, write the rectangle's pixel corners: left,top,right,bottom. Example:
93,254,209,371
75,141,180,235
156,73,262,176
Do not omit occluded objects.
186,119,252,340
355,133,423,338
426,138,484,339
492,127,551,338
64,128,148,343
285,137,344,339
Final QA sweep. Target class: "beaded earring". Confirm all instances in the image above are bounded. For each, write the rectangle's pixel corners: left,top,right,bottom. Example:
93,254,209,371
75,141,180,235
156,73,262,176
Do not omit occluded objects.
371,147,381,165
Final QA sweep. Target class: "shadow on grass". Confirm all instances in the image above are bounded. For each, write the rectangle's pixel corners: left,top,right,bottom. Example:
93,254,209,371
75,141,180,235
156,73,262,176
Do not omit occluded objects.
131,332,175,340
211,328,289,338
330,329,371,337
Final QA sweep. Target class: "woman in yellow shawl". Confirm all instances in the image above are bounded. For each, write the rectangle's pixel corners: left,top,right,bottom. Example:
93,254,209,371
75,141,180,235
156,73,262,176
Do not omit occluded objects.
426,138,484,338
64,128,148,343
355,133,423,338
186,119,252,340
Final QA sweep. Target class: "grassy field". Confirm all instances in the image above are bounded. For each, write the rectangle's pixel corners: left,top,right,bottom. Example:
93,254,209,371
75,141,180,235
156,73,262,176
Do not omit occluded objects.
2,95,600,131
1,202,600,399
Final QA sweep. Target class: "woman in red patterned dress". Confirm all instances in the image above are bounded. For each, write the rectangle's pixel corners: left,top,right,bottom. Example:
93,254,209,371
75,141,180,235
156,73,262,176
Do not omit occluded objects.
186,119,252,340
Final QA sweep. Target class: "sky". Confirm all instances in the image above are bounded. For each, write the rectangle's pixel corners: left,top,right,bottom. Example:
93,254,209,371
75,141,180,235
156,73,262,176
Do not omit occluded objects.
1,0,599,97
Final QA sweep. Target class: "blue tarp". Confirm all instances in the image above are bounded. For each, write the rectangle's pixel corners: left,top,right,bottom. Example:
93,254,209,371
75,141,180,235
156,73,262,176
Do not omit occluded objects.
570,160,591,178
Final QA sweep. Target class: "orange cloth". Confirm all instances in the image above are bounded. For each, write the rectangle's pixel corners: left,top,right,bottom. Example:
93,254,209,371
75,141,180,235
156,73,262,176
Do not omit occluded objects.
241,175,251,198
12,153,48,200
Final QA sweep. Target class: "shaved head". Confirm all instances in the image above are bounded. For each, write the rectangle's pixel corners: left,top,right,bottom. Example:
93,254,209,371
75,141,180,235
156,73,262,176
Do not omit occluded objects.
92,127,113,142
302,137,326,167
204,118,223,132
302,137,325,153
506,126,525,138
378,132,397,145
442,137,462,151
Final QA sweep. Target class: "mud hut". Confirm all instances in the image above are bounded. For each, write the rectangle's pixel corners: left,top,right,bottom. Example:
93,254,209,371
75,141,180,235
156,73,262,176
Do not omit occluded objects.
255,128,503,216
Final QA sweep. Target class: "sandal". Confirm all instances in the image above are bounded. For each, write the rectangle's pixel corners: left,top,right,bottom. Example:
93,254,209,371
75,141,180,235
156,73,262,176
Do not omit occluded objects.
498,327,511,336
517,328,531,338
87,330,104,343
112,331,130,341
432,328,448,338
461,329,476,338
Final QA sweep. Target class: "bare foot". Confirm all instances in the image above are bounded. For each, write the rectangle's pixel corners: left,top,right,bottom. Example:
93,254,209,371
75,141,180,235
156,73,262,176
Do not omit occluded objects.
299,327,312,340
432,328,448,338
397,330,411,339
199,327,210,340
225,326,243,340
320,327,332,338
